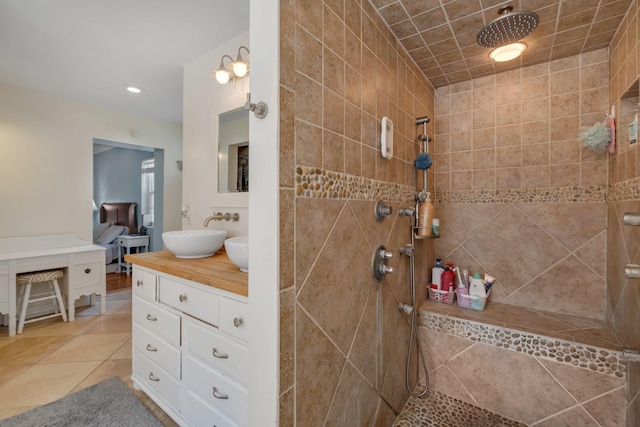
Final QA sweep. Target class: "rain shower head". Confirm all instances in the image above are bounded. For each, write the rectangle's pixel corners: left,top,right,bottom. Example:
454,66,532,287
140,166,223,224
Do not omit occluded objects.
477,6,538,48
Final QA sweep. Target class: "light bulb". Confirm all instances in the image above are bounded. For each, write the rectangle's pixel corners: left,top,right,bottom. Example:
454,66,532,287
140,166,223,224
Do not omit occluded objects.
232,61,248,78
215,69,230,84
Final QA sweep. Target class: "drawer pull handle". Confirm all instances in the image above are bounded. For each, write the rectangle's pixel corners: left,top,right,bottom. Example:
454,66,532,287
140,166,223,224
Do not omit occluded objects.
84,268,91,274
212,387,229,400
146,314,157,321
149,372,160,382
233,317,243,327
136,280,144,286
212,348,229,359
179,294,187,302
146,344,157,352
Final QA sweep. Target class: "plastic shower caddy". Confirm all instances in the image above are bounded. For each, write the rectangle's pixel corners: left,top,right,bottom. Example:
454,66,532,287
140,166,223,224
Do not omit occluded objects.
429,288,455,304
456,290,491,311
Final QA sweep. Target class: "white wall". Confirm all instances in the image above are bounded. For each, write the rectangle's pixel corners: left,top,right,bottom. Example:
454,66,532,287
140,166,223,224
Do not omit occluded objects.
0,84,183,242
182,31,250,237
247,0,280,423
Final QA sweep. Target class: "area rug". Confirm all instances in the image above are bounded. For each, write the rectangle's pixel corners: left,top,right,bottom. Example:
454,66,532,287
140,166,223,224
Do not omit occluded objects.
0,377,163,427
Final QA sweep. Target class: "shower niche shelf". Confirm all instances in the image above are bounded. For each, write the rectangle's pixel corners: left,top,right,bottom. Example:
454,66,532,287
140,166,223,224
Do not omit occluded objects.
413,227,440,239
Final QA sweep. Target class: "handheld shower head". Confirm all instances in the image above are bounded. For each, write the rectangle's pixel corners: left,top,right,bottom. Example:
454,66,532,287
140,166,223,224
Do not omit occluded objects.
415,116,430,126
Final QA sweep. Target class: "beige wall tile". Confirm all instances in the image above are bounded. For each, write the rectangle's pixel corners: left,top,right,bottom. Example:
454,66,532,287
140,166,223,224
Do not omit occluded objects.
296,26,322,82
496,167,522,188
448,343,576,424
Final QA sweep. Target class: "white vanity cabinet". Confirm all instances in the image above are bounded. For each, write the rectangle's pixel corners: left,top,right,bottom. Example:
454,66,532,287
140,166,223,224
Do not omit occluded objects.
131,265,248,427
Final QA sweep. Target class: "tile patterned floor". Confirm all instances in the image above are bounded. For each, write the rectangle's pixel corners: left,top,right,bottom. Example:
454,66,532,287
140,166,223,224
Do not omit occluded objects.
393,389,526,427
0,290,176,426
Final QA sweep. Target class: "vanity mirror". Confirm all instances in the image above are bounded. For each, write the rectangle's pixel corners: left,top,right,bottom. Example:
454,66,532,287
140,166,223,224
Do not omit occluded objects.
218,107,249,193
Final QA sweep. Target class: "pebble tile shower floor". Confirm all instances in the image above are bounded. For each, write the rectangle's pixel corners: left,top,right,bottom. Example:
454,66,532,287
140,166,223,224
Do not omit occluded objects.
393,389,525,427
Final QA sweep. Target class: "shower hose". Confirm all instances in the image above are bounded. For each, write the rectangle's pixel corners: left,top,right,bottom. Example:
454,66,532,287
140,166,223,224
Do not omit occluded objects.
406,225,429,398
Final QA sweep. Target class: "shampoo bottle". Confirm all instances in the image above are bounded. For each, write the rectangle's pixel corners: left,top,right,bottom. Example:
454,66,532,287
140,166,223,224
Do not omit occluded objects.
469,273,487,298
417,193,435,236
431,258,444,290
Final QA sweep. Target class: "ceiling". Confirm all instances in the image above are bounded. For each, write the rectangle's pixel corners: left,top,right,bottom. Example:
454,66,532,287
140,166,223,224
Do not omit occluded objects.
0,1,632,125
372,0,633,87
0,0,249,124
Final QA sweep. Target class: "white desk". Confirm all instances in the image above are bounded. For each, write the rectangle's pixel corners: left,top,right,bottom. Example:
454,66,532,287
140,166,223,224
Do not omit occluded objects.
0,234,106,336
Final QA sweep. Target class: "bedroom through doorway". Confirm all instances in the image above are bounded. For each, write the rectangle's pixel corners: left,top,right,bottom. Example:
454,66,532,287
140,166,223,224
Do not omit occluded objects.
93,139,165,284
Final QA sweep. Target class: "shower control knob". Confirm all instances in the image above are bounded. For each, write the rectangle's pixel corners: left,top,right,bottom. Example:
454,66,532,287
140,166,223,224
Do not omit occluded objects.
623,213,640,226
372,244,393,281
379,249,393,259
374,200,393,222
380,265,394,275
625,264,640,279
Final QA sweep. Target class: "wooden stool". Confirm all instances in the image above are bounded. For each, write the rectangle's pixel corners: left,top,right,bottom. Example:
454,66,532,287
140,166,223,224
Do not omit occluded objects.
17,269,67,334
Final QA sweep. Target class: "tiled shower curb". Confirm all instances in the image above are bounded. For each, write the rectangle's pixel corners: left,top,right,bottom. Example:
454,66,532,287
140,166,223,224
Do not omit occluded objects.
418,311,625,378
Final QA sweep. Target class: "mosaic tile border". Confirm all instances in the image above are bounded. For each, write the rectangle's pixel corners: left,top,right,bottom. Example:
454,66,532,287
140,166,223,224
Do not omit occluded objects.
393,389,526,427
295,166,415,202
418,312,625,378
434,185,607,204
609,177,640,201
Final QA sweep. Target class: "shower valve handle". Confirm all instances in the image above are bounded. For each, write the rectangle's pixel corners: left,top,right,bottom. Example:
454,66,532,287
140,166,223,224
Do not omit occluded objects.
379,249,393,259
372,244,393,281
379,265,393,275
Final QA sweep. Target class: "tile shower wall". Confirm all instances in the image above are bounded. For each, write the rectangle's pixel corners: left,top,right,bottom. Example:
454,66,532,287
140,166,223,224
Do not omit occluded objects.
279,0,435,425
418,326,626,425
433,49,610,321
607,1,640,425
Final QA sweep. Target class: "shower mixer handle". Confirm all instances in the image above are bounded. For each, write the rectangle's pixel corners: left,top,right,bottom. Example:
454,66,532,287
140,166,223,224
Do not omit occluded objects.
379,248,393,259
372,244,393,281
379,265,394,275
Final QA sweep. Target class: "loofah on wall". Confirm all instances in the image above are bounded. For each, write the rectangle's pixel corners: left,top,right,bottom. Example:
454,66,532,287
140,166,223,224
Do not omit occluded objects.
578,120,611,153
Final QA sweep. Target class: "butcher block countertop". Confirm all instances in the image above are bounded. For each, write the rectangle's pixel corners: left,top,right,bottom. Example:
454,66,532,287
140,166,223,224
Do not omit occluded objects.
125,250,248,297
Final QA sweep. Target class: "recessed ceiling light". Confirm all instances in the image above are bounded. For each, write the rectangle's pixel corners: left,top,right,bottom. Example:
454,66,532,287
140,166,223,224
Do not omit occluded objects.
126,86,143,94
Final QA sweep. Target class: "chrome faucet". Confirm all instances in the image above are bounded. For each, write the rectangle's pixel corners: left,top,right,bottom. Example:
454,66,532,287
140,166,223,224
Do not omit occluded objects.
203,212,240,226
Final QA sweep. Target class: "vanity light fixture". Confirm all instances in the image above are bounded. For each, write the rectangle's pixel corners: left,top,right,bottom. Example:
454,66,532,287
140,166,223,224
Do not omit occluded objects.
213,46,250,85
489,42,527,62
231,46,250,78
126,85,143,94
213,55,234,84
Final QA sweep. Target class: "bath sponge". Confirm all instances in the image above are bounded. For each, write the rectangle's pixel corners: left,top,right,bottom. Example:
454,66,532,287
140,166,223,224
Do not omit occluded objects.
414,152,432,170
579,122,611,153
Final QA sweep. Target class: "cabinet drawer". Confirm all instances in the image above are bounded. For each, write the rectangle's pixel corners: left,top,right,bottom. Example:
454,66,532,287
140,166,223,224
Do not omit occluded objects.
185,356,248,425
185,317,248,385
219,296,248,342
185,391,242,427
159,276,219,326
72,262,102,287
133,323,181,380
134,350,181,413
133,268,157,301
133,296,181,347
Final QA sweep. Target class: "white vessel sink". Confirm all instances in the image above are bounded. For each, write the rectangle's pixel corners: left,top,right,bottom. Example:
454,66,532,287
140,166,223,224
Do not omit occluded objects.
162,230,227,259
225,236,248,272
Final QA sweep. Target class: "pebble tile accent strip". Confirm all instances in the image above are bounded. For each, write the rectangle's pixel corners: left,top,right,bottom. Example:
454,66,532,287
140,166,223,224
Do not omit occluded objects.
609,177,640,201
295,166,415,202
393,389,526,427
418,312,625,378
294,166,615,204
434,185,607,204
